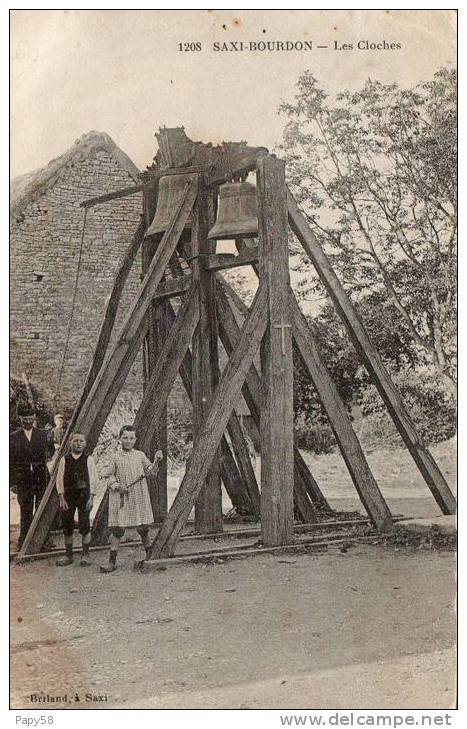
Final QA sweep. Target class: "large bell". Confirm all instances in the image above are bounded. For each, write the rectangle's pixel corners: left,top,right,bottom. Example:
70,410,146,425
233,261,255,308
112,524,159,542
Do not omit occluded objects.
208,181,258,240
145,174,192,239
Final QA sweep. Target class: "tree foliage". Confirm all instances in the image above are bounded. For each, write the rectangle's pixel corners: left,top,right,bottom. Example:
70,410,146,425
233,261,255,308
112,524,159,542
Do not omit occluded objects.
279,68,457,398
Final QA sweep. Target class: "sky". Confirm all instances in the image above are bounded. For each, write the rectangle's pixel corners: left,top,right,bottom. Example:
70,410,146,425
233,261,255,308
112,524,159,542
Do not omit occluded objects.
10,9,456,179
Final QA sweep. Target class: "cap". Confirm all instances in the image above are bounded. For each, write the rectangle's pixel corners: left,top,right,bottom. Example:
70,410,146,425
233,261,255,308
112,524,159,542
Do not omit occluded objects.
17,402,35,418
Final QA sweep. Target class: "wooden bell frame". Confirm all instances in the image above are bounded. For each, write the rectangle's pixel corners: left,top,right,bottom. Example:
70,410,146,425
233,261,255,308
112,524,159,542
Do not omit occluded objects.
18,145,456,560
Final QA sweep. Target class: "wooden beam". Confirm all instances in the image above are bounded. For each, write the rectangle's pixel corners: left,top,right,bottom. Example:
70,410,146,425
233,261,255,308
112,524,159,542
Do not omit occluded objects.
216,280,320,524
192,180,223,533
150,284,268,558
142,189,168,523
202,249,259,272
19,176,198,556
142,534,372,572
79,141,268,209
153,275,192,300
175,321,256,515
79,165,209,209
207,147,268,187
20,314,149,557
287,189,456,516
290,288,393,531
257,156,295,546
229,241,331,514
91,285,200,544
135,285,200,453
294,450,330,514
219,437,254,514
226,413,261,517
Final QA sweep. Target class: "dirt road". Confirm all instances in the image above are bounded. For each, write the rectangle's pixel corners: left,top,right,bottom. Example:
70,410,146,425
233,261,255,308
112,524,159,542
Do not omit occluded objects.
10,542,456,710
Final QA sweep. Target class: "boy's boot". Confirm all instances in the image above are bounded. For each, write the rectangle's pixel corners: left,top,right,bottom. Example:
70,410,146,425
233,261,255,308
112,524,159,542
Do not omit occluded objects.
80,541,91,567
100,550,117,573
56,542,73,566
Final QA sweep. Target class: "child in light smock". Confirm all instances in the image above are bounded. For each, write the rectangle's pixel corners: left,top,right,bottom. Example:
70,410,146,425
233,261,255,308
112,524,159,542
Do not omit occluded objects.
100,425,163,573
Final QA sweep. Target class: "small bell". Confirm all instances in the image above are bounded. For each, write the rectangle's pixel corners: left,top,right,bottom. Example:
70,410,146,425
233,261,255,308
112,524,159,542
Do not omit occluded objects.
208,181,258,241
145,174,192,239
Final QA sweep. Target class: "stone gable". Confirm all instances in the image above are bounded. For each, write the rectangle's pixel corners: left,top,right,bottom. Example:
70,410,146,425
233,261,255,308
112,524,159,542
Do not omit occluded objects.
10,137,144,410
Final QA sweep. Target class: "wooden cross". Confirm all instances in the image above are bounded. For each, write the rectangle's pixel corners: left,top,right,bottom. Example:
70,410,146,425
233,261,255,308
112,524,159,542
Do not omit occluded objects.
273,316,292,355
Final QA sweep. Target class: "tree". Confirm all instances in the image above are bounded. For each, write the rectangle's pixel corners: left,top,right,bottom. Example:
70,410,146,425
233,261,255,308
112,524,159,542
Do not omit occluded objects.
279,68,457,397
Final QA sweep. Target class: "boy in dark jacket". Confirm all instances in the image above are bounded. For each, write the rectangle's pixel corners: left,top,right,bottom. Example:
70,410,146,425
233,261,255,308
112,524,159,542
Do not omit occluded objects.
55,433,99,566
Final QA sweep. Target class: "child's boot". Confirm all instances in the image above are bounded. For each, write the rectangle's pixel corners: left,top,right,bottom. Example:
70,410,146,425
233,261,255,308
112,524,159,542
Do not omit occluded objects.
56,542,73,566
80,541,91,567
100,550,117,573
137,527,151,560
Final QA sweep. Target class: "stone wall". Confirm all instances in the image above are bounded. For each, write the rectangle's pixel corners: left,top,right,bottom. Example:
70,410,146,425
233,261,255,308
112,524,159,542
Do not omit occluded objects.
10,148,145,410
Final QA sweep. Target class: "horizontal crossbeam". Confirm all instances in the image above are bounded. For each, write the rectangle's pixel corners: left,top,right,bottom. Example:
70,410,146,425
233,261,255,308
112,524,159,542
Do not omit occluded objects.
153,275,192,300
202,248,259,272
80,165,209,209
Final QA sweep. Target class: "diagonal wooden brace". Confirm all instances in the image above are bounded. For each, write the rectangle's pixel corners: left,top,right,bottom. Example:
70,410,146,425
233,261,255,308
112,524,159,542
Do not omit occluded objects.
19,314,150,557
19,175,198,557
90,284,201,543
287,188,456,516
216,279,323,523
219,263,330,514
135,285,200,452
150,284,269,558
225,414,261,517
290,287,393,531
176,329,258,516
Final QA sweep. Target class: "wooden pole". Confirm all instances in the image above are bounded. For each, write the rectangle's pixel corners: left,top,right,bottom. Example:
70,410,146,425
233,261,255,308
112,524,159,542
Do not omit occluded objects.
150,284,268,558
290,288,393,531
287,189,456,516
257,156,295,546
219,438,254,514
192,180,223,533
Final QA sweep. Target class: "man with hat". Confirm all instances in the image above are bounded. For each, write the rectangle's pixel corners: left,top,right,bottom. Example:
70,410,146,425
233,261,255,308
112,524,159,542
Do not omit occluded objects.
10,403,55,550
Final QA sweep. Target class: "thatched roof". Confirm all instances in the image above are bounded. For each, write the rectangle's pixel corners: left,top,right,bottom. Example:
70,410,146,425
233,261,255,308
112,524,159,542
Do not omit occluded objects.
10,131,140,218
